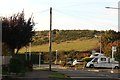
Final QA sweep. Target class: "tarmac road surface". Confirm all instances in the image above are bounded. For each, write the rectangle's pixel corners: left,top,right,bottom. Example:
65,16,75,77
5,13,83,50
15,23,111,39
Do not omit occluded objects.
2,64,119,80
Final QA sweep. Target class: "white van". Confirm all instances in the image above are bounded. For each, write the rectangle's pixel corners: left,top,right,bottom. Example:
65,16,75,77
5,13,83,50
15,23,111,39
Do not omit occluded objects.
90,53,104,58
86,55,119,69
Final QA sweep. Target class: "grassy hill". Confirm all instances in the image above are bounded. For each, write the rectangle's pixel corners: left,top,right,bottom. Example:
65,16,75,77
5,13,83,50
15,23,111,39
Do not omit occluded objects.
32,30,101,45
19,38,99,53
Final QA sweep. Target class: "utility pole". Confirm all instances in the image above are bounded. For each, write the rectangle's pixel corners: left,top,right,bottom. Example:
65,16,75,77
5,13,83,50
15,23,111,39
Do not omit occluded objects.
100,31,102,53
49,7,52,71
55,50,57,64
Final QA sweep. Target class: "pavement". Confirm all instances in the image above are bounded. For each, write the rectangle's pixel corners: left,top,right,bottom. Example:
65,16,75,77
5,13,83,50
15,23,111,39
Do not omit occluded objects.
2,70,53,80
25,70,50,78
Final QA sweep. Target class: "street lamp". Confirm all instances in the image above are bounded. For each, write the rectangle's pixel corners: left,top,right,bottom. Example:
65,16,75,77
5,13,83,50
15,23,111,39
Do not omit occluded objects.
105,5,120,32
105,7,120,9
105,6,119,57
105,6,119,73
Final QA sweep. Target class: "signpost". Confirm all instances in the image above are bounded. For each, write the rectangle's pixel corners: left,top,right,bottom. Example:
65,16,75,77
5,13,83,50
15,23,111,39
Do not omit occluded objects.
112,46,117,59
111,46,117,73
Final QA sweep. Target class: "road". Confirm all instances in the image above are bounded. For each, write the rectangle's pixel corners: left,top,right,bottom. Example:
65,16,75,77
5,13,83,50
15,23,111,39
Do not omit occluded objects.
4,64,119,80
34,64,120,80
54,69,120,80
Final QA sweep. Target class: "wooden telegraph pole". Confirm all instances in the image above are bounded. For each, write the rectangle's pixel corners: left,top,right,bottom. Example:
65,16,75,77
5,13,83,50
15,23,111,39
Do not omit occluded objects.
49,7,52,71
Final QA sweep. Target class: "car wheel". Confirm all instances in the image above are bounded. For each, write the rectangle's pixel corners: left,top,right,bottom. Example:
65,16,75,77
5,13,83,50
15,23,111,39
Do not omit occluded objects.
114,66,119,69
89,64,94,68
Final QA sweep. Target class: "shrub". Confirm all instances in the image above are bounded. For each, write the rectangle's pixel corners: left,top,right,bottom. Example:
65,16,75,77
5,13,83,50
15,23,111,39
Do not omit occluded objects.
2,64,9,74
75,64,85,69
9,57,25,74
60,61,66,67
24,60,33,71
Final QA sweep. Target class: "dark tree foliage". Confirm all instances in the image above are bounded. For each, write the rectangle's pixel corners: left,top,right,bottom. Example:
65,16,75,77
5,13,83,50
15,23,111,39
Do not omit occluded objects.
2,11,35,56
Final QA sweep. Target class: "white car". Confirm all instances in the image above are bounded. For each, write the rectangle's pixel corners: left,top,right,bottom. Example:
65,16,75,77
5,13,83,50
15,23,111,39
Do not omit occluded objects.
66,61,73,65
73,60,84,65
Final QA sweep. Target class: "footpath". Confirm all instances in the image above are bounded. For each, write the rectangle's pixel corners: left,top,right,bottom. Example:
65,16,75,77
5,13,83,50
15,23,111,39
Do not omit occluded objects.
2,70,63,80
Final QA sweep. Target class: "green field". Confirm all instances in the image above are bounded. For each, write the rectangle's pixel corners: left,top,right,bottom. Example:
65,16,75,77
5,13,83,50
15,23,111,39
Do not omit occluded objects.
19,38,99,53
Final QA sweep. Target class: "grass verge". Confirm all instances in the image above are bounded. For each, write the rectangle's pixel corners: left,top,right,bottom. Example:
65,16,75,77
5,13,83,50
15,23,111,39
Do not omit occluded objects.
33,67,68,78
33,67,48,71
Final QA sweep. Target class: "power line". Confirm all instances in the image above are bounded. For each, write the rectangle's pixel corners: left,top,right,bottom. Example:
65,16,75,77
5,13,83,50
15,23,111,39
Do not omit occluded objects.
53,8,86,19
33,9,49,15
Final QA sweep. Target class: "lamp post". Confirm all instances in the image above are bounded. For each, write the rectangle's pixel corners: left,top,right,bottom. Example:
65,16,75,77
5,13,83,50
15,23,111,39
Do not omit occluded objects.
105,7,120,9
105,5,119,73
105,6,119,59
106,4,120,31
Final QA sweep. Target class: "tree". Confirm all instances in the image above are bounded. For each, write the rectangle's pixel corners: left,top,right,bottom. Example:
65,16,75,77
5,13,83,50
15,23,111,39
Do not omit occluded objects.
2,11,35,56
101,30,120,57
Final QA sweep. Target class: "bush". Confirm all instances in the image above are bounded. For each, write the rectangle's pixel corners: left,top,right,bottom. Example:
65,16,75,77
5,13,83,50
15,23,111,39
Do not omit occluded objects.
75,64,85,69
60,61,66,67
9,57,25,74
81,57,92,62
2,64,9,74
24,60,33,71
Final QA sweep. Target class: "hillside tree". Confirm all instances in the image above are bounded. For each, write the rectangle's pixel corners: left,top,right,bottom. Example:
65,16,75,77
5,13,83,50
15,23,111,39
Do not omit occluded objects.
101,30,120,57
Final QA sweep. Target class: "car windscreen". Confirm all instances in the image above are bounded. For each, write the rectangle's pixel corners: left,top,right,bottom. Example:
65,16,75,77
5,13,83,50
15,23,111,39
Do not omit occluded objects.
92,58,98,62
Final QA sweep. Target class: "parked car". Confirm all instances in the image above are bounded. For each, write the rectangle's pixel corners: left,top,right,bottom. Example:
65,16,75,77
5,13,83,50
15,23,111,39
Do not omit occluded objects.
67,61,73,65
73,60,84,65
66,58,73,65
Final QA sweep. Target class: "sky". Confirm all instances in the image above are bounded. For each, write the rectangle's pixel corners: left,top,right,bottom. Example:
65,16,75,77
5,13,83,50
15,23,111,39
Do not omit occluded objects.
0,0,119,31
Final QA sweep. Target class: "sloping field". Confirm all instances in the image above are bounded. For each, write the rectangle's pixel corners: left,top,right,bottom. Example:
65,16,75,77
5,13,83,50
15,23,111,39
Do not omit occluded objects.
19,38,99,53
